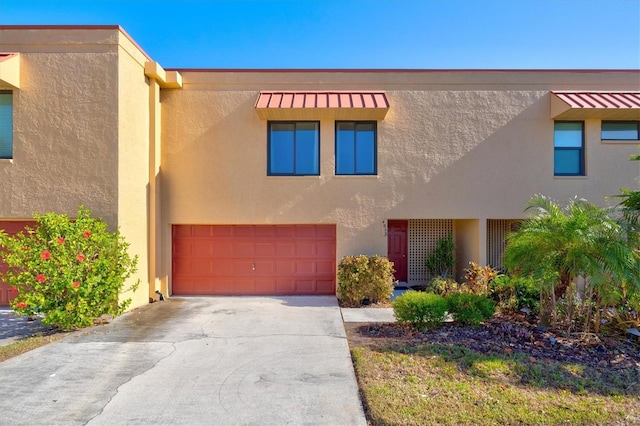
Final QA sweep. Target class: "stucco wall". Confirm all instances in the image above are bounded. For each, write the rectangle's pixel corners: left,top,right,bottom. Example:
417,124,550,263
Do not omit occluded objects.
160,70,640,288
0,27,153,309
0,60,119,226
116,35,152,308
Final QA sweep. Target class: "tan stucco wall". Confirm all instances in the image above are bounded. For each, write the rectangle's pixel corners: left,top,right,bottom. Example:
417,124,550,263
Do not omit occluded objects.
160,70,640,290
116,35,152,308
0,27,152,308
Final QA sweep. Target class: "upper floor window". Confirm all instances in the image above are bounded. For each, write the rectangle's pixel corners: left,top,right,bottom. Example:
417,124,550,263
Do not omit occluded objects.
268,121,319,176
0,91,12,159
554,121,584,176
335,121,377,175
601,121,639,141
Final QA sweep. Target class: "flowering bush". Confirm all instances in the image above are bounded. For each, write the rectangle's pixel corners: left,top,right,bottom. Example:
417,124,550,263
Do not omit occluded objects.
0,206,139,330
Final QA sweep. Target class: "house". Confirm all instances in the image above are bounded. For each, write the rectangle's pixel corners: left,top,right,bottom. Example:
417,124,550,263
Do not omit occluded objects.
0,25,638,308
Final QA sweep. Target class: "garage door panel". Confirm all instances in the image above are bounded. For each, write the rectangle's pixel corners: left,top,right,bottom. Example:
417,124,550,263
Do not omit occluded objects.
212,226,233,237
275,226,295,237
316,241,335,257
193,225,214,238
172,241,193,256
254,227,276,238
295,280,315,293
275,262,294,274
192,241,214,256
296,261,315,274
316,280,335,294
212,243,233,257
276,243,295,256
172,224,336,296
316,261,335,274
233,242,254,257
211,259,234,275
315,226,336,238
295,242,315,257
255,243,275,256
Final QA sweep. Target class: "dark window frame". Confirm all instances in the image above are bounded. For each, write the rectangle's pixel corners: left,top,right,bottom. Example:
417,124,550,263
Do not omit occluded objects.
335,121,378,176
554,121,585,177
601,121,640,141
0,90,12,160
267,121,320,176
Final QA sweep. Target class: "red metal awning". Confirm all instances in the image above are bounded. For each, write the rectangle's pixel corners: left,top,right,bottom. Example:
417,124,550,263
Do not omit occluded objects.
255,91,390,120
551,91,640,120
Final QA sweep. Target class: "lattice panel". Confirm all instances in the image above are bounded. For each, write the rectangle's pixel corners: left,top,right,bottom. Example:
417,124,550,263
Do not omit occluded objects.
408,219,453,284
486,219,519,271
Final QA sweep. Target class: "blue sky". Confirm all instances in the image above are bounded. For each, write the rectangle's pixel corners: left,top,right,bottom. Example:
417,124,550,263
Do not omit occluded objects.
1,0,639,69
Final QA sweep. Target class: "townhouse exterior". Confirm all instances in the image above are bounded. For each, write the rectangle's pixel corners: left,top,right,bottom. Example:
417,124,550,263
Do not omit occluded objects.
0,26,638,308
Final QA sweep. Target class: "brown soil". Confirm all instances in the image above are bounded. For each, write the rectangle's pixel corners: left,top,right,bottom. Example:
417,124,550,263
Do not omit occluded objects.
344,313,640,372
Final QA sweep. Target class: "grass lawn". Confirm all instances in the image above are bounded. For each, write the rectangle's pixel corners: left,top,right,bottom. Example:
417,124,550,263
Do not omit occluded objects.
0,333,68,363
347,326,640,425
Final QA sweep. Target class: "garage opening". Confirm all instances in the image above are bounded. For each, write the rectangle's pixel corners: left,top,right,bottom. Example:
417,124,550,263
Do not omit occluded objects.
172,224,336,296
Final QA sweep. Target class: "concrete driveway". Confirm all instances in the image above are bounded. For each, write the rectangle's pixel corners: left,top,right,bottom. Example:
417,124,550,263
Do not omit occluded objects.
0,296,366,425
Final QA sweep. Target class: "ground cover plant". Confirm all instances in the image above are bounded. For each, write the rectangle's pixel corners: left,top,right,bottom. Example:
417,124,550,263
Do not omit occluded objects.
0,206,139,330
346,315,640,426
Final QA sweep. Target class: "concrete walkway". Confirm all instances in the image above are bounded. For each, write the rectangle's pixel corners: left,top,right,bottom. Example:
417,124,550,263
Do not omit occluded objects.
0,297,366,425
341,307,396,323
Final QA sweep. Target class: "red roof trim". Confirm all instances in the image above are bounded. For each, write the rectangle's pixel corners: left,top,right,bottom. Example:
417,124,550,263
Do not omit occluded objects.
552,91,640,109
255,91,390,110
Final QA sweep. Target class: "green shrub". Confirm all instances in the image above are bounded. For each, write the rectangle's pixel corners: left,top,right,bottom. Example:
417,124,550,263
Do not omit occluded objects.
0,206,139,330
427,276,461,296
446,293,495,326
337,255,394,305
490,274,539,314
364,255,395,303
392,291,448,331
425,233,455,278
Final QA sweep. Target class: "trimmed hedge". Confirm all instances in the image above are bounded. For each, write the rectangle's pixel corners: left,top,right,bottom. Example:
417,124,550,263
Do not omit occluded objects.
392,291,447,331
337,255,394,306
446,293,495,326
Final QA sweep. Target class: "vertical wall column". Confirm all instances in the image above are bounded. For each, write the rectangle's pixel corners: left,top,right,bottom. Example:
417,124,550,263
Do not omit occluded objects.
148,78,162,299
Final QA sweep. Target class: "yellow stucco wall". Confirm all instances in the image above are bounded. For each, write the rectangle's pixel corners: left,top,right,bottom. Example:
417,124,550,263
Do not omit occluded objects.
160,70,640,288
2,27,639,297
0,27,152,308
116,33,152,308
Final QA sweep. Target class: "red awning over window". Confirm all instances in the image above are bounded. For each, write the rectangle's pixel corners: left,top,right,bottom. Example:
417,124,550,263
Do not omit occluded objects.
255,91,390,120
551,91,640,120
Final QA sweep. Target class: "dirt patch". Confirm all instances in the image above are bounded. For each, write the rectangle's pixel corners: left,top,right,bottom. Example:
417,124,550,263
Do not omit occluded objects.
345,314,640,372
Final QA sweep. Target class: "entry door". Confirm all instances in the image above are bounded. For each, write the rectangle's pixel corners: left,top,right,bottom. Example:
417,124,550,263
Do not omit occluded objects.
387,220,408,282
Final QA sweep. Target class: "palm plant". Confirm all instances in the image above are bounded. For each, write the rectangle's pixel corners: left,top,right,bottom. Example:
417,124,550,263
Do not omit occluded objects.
503,195,639,331
614,147,640,229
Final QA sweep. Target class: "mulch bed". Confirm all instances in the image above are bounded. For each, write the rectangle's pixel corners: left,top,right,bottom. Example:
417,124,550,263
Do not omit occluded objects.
344,313,640,372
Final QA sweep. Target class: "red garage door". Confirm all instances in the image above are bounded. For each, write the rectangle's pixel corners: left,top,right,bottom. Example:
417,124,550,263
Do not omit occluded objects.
172,224,336,296
0,221,36,306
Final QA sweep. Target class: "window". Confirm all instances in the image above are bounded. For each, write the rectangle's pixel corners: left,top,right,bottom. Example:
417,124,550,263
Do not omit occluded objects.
601,121,639,140
554,121,584,176
335,121,376,175
0,91,12,159
268,122,319,176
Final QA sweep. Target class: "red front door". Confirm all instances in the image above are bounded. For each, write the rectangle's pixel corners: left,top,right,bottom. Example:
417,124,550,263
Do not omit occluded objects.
387,220,408,282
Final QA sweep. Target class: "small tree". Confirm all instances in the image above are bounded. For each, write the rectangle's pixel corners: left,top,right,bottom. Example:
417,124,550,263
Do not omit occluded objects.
426,232,455,278
0,206,139,330
504,195,639,331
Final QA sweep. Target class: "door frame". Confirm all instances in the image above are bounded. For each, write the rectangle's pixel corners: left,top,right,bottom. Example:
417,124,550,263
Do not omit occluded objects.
387,219,408,283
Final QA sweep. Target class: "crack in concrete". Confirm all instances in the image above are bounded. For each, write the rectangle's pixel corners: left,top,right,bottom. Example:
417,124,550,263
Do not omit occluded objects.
85,341,178,425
